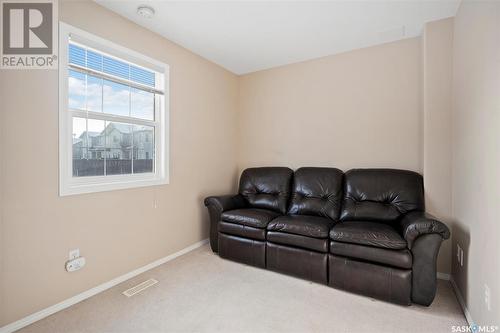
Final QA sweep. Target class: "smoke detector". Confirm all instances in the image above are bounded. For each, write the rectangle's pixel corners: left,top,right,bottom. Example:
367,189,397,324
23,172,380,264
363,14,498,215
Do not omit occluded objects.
137,5,155,19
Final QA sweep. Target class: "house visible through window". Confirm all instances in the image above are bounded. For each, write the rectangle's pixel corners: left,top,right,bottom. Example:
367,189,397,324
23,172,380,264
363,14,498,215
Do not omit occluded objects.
59,23,169,195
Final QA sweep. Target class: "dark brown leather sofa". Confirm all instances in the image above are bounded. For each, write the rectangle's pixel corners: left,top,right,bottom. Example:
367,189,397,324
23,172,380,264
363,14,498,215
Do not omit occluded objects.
204,167,450,306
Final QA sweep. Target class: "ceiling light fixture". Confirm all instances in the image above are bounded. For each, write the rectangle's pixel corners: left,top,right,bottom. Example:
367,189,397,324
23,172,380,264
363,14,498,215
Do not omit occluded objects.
137,5,155,19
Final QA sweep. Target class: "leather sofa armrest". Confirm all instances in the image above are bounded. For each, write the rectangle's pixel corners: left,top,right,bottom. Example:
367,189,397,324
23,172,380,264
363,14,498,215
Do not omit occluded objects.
204,194,246,212
400,211,450,305
399,211,450,249
204,194,246,252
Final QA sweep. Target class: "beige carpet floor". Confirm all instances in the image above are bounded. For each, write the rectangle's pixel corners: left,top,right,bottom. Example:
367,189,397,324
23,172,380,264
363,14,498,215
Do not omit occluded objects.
19,244,467,333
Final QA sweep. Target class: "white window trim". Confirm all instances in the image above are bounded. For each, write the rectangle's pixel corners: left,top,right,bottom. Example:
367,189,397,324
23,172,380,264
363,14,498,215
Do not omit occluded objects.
59,22,170,196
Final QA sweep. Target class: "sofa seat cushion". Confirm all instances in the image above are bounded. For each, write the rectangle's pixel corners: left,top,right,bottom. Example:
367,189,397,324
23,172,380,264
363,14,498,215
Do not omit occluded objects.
221,208,280,228
219,221,266,240
330,241,412,269
267,231,328,252
267,215,333,238
330,221,407,249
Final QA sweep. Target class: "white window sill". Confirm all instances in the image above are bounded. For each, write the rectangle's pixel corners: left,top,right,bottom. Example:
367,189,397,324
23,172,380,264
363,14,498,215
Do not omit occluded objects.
60,174,169,196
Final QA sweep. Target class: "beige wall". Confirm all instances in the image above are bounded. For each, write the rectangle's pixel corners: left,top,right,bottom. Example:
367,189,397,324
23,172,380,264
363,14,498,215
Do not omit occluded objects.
451,0,500,326
0,1,239,326
238,38,422,173
422,18,454,277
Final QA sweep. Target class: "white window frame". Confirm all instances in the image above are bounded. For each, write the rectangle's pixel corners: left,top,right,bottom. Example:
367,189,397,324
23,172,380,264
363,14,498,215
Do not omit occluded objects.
59,22,169,196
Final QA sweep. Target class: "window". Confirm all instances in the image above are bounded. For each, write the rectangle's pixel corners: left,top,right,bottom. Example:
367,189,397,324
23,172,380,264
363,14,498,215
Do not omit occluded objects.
59,23,169,195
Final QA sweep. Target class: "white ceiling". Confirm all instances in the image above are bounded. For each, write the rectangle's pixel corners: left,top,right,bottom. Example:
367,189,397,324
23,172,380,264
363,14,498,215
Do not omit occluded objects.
95,1,460,75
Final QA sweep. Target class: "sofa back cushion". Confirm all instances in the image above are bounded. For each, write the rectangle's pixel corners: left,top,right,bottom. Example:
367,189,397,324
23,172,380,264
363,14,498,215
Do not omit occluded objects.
239,167,293,214
288,167,344,220
340,169,424,222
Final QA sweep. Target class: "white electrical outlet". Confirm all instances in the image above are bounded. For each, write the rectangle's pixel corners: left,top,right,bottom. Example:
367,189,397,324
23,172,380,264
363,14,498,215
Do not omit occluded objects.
456,244,464,267
67,249,85,272
69,248,80,260
485,284,491,311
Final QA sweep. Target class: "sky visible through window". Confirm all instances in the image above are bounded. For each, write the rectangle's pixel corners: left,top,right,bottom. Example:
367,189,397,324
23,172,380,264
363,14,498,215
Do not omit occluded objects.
69,43,156,138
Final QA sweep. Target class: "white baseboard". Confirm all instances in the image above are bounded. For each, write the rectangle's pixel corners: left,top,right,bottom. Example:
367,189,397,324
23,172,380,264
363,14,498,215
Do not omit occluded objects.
450,276,475,327
440,272,475,327
0,239,209,333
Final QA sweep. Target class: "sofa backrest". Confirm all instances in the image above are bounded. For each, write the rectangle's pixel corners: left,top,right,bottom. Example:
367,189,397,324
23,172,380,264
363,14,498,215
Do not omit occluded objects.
288,167,344,220
340,169,424,222
239,167,293,214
